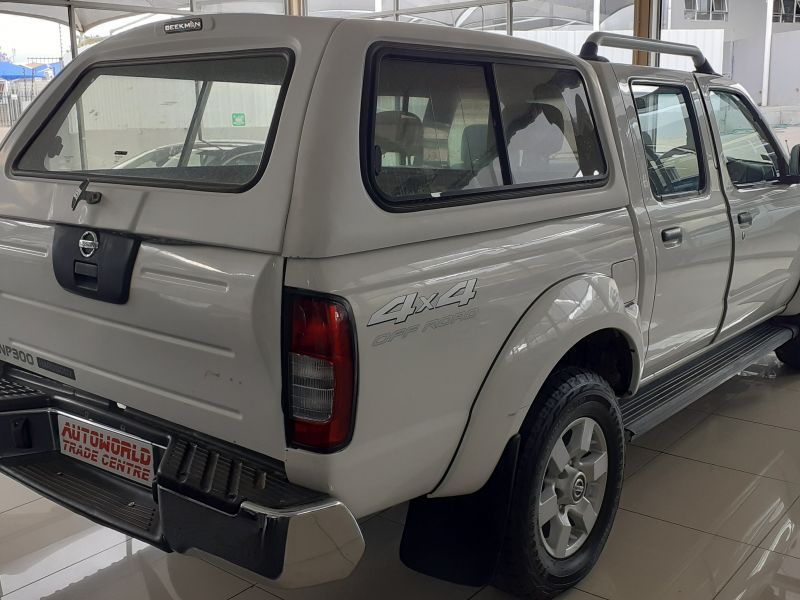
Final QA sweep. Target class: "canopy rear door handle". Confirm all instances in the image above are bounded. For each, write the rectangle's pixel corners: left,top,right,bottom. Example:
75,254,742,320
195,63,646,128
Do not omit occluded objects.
737,212,753,227
661,227,683,246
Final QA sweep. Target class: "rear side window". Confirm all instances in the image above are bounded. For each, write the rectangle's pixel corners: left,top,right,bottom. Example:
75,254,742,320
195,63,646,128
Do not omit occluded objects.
631,84,704,199
495,64,605,186
366,52,607,209
16,53,291,191
372,59,502,200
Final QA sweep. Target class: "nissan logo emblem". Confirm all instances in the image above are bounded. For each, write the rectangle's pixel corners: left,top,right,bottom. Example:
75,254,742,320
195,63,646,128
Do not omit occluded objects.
572,473,587,503
78,231,99,259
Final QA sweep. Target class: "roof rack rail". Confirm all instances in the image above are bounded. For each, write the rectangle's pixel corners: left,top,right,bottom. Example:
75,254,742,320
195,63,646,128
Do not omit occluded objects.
579,32,717,75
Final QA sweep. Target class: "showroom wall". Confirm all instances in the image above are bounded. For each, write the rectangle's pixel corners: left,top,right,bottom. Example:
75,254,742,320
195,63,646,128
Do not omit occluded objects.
660,0,800,143
769,30,800,109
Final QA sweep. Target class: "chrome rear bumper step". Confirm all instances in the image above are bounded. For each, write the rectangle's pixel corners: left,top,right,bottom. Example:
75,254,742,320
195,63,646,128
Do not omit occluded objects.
621,322,796,438
5,452,162,540
0,368,365,587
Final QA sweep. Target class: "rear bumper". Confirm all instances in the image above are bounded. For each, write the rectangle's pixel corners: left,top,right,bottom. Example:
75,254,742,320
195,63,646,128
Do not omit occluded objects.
0,367,364,588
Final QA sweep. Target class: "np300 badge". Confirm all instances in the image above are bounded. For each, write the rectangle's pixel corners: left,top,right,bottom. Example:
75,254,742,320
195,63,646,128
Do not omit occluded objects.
78,231,99,258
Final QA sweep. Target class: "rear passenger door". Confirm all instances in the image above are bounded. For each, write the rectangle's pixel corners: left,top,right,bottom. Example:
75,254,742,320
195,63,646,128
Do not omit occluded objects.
695,77,800,337
614,65,733,378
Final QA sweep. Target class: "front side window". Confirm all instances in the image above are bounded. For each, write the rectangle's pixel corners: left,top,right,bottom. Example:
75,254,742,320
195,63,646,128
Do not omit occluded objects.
494,64,605,186
708,90,781,186
16,54,290,190
631,83,704,198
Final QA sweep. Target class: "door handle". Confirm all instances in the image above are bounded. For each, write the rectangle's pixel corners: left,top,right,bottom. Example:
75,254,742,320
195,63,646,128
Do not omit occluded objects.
737,212,753,227
661,227,683,246
73,260,98,291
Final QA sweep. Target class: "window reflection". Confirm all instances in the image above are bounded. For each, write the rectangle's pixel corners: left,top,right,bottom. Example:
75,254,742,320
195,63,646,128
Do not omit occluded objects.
661,0,800,162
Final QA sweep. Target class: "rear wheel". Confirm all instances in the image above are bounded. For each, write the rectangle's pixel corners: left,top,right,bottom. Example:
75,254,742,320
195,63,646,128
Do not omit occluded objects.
493,367,625,599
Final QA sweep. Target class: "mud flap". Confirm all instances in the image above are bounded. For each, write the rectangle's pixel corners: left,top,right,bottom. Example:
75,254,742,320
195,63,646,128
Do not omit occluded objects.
399,435,520,586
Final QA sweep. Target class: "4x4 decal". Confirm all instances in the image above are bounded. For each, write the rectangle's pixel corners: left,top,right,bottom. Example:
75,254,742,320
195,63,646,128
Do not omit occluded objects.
367,278,478,327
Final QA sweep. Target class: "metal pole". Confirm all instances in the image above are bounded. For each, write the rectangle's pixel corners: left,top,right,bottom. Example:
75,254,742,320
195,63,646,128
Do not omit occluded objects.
68,5,87,171
67,4,78,59
506,0,512,36
18,0,186,15
653,0,663,67
632,0,653,66
284,0,302,16
653,0,662,39
179,81,212,167
762,0,773,106
593,0,600,31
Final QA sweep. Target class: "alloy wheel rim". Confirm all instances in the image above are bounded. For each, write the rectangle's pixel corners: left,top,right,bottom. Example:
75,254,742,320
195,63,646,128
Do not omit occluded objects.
538,416,609,559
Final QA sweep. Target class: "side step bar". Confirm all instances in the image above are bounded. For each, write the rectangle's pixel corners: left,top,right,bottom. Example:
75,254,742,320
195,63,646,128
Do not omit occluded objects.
621,322,796,438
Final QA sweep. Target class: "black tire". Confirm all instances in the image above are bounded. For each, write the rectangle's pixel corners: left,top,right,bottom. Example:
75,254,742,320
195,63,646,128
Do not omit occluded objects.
493,367,625,599
776,337,800,369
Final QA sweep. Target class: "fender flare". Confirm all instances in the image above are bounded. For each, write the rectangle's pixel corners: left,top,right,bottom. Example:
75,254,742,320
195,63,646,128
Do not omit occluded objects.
431,273,643,498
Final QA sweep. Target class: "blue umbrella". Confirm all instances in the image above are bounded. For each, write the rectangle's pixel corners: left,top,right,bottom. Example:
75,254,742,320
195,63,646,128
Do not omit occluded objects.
0,61,30,81
31,62,63,78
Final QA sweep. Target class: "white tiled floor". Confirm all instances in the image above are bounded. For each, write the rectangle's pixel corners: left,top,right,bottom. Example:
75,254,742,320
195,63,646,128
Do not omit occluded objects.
5,353,800,599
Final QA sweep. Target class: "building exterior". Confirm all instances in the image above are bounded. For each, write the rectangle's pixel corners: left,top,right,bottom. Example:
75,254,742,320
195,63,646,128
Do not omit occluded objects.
664,0,798,108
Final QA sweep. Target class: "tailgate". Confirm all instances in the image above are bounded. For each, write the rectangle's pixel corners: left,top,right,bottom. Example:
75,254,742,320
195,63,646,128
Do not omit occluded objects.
0,217,287,459
0,22,336,460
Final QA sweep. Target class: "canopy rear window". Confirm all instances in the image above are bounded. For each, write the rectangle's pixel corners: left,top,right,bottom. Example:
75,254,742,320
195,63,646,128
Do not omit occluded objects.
15,53,291,192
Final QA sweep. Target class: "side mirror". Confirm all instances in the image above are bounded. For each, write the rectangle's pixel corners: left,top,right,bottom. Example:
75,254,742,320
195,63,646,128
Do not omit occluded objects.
779,144,800,184
152,147,174,167
46,135,63,159
791,144,800,177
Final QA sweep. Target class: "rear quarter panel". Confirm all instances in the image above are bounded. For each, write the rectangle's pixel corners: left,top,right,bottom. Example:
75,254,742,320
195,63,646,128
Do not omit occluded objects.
284,210,638,517
282,22,641,517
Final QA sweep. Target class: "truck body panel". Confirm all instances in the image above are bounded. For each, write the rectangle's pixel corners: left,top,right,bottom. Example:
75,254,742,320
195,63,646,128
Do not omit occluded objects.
0,217,288,458
284,209,637,516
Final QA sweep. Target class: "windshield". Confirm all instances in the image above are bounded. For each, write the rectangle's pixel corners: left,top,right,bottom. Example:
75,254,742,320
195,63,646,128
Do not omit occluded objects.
16,53,290,191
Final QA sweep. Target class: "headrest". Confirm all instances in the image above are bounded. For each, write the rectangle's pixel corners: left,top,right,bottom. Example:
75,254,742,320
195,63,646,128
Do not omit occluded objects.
461,124,490,168
374,110,423,164
532,83,564,103
502,102,564,137
502,102,566,157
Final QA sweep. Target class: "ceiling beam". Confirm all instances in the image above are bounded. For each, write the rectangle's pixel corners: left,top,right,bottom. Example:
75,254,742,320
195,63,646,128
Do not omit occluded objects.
4,0,189,16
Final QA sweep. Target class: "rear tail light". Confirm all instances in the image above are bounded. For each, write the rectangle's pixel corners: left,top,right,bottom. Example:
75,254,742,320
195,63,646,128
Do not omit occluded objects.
284,291,356,452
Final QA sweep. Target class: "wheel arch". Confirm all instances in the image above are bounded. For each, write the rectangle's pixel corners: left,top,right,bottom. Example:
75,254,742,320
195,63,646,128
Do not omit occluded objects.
556,327,637,397
431,273,642,498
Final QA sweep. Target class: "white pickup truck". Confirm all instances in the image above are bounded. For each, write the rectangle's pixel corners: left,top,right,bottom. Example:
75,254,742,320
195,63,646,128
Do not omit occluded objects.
2,15,800,599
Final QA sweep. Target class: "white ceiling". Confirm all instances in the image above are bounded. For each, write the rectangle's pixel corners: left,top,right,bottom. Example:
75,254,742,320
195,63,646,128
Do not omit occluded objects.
0,0,632,31
0,0,190,31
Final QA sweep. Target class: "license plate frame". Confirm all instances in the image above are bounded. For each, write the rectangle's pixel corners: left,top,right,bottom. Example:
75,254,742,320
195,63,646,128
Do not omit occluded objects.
57,414,155,486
